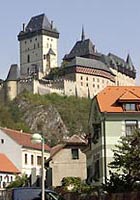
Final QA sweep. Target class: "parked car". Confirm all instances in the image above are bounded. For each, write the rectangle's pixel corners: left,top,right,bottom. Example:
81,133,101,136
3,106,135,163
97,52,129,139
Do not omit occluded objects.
1,187,64,200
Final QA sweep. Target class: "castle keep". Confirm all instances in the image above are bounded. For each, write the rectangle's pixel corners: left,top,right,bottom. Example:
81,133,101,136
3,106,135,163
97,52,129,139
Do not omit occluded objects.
0,13,136,100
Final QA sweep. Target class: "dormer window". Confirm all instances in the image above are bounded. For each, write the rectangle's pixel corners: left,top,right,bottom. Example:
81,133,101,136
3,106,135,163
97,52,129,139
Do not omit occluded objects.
124,103,136,111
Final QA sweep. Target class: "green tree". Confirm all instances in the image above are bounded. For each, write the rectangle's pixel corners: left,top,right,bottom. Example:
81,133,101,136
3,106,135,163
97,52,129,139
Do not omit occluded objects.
6,174,29,189
104,129,140,193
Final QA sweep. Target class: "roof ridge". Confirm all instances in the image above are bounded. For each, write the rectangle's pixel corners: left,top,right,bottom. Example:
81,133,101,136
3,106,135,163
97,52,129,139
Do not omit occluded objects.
1,127,32,136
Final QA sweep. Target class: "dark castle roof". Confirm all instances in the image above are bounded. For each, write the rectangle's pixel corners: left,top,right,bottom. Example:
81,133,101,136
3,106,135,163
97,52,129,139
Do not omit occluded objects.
63,39,101,60
6,64,19,81
66,57,113,73
18,13,59,40
63,28,136,79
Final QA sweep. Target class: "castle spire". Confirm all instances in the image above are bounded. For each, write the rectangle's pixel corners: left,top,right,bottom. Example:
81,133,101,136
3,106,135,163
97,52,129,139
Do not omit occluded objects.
126,54,134,70
81,25,85,41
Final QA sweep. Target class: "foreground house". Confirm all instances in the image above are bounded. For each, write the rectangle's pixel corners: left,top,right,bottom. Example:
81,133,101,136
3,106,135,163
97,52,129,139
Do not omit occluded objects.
0,153,20,188
0,128,50,185
46,135,87,187
87,86,140,185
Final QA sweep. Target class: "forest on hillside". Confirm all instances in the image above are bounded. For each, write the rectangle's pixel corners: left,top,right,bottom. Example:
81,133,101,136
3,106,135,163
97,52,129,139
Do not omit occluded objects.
0,92,91,145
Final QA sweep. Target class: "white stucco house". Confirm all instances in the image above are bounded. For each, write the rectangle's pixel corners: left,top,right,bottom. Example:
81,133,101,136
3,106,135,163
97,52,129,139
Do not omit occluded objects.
0,127,50,187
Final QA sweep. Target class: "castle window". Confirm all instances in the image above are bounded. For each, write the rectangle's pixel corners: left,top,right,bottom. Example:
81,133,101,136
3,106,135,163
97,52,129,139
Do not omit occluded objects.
1,139,4,144
81,82,83,86
35,38,37,41
86,77,88,81
71,149,79,159
93,78,95,81
81,76,83,80
93,84,95,87
34,44,36,49
86,83,88,87
27,55,30,63
38,43,39,48
125,120,138,136
30,39,32,42
25,41,27,44
50,44,52,48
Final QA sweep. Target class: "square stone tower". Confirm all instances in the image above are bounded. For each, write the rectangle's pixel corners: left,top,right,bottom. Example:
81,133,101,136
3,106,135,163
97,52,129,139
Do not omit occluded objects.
18,13,59,79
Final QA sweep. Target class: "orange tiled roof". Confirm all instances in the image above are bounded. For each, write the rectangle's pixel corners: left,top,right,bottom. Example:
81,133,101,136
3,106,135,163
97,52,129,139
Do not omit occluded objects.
0,128,50,152
0,153,20,173
97,86,140,113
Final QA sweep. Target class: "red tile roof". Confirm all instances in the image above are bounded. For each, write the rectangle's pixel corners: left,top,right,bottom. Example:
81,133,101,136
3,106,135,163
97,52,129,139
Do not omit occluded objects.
48,135,87,161
0,153,20,173
0,128,50,152
97,86,140,113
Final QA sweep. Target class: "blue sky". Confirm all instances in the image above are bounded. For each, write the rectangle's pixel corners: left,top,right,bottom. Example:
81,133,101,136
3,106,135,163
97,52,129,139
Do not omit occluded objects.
0,0,140,84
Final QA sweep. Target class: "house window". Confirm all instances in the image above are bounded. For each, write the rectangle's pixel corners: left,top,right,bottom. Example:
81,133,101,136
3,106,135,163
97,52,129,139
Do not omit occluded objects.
31,155,34,165
71,149,79,159
92,123,101,144
0,176,2,181
37,156,42,165
125,120,138,136
93,159,100,181
24,154,28,164
124,103,136,111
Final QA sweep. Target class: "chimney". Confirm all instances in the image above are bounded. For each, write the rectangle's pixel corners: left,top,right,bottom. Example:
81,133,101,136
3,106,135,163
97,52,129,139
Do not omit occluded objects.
22,23,25,32
51,21,53,29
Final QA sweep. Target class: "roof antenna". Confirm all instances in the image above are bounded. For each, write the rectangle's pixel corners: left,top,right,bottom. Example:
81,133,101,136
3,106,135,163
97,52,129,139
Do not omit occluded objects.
81,25,85,41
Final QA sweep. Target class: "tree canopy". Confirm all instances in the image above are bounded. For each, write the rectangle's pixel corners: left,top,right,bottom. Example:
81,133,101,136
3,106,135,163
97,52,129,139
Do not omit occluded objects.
104,129,140,193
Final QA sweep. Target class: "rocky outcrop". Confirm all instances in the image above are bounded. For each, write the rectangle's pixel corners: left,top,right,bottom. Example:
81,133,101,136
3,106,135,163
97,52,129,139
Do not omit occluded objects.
15,97,69,146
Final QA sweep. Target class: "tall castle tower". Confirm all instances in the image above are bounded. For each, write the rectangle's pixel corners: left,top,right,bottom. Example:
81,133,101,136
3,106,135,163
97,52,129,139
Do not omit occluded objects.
18,13,59,79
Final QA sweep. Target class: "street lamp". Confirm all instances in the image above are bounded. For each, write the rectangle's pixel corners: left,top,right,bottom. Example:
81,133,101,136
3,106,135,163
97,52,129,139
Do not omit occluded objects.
31,133,45,200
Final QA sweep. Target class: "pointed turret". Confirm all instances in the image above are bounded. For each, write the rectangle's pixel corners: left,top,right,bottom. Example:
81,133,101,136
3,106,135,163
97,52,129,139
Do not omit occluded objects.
126,54,134,70
81,26,85,41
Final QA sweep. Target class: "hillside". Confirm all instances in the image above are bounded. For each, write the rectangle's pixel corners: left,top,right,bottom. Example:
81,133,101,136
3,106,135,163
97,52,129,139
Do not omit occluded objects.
0,92,91,146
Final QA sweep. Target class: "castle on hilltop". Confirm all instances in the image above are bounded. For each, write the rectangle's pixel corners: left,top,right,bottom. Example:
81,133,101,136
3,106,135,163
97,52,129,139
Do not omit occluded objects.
0,13,136,101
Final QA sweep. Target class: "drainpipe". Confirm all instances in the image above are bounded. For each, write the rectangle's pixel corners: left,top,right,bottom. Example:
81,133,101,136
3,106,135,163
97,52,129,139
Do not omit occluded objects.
102,112,107,184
